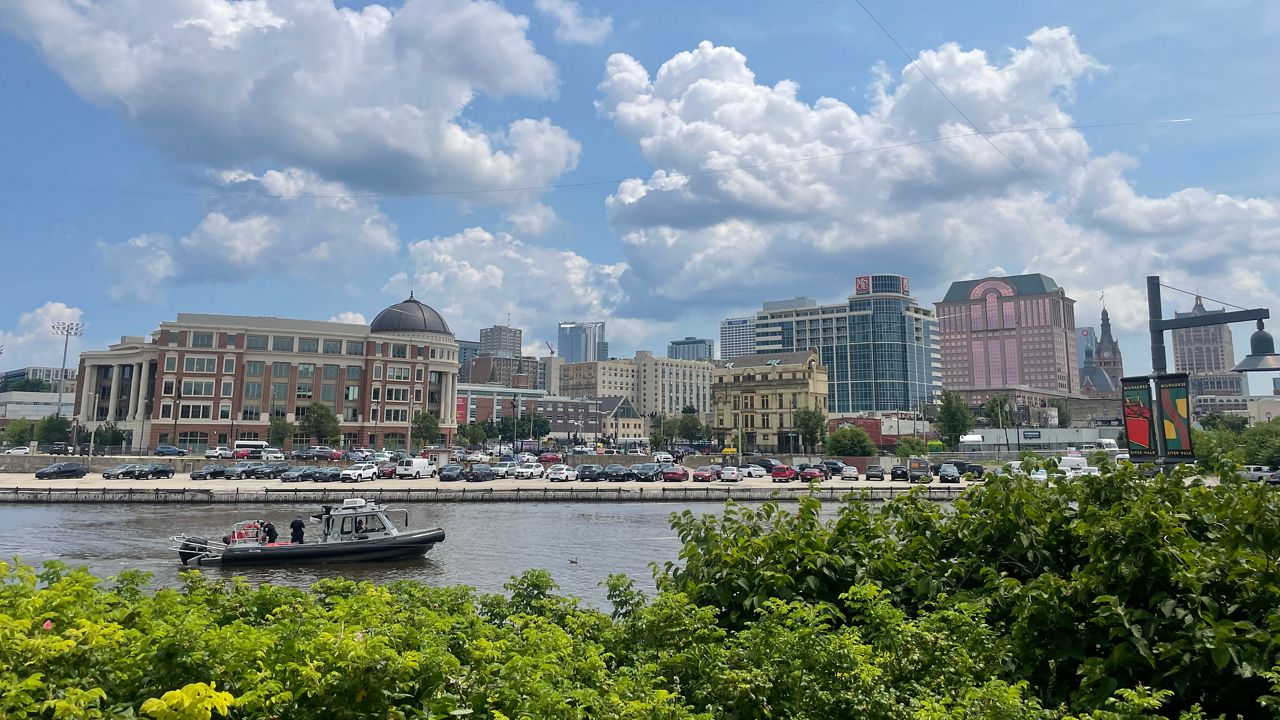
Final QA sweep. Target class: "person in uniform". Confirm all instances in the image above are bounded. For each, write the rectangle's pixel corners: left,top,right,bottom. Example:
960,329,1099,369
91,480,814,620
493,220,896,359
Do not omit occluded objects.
289,515,306,544
262,520,278,544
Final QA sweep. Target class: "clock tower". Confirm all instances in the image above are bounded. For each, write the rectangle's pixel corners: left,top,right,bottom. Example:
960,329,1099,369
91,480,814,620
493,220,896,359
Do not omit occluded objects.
1095,307,1125,389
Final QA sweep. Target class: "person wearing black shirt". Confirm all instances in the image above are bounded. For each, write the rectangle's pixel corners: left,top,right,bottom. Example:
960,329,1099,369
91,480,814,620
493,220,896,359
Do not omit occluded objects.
262,520,278,544
289,515,306,544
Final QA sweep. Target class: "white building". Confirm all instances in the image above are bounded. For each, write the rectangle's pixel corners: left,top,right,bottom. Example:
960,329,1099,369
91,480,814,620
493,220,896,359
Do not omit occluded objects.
719,316,756,360
0,391,66,422
560,351,714,418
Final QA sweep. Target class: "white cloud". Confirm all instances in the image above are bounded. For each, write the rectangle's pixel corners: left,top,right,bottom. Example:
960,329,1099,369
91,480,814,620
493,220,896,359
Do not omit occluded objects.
0,302,86,371
534,0,611,45
2,0,580,195
596,31,1280,349
504,201,559,236
98,168,400,301
329,311,368,325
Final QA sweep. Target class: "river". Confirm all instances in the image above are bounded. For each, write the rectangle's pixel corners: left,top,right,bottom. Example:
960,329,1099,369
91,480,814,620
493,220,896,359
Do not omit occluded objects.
0,501,739,606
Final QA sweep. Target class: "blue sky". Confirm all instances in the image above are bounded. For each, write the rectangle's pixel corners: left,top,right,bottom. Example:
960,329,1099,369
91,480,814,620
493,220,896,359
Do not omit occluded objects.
2,0,1278,392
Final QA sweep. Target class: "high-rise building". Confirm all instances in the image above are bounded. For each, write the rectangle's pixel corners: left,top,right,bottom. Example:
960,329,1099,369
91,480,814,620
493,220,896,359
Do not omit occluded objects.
1172,296,1245,400
557,321,608,364
936,273,1078,397
559,351,714,418
719,316,756,360
668,336,714,361
1075,327,1096,371
754,277,939,413
479,325,522,359
560,359,637,401
464,354,540,388
457,340,480,383
537,355,563,395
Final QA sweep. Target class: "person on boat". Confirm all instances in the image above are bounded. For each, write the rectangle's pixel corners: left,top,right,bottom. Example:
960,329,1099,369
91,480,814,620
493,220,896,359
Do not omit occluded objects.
290,515,306,544
262,520,278,544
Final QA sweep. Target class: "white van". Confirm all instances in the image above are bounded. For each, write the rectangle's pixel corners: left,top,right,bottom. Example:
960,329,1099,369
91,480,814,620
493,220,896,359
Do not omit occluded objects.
1056,456,1098,477
395,457,437,479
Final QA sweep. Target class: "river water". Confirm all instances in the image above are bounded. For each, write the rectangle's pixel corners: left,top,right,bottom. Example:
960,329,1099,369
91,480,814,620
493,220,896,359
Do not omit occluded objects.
0,501,740,606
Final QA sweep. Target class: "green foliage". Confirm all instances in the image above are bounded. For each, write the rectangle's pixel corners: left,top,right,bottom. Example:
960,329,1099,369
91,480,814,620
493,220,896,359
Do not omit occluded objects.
1239,418,1280,466
298,403,340,444
1049,398,1072,427
675,414,704,444
937,390,974,449
984,394,1011,423
459,422,488,447
410,411,440,445
827,426,876,457
4,418,34,446
96,421,128,448
894,436,928,459
34,414,70,445
793,408,826,453
141,683,233,720
1200,411,1247,435
494,412,550,442
268,416,295,448
0,377,53,393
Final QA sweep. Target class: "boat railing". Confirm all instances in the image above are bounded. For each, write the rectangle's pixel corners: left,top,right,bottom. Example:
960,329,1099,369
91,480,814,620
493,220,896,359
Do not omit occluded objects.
385,508,410,528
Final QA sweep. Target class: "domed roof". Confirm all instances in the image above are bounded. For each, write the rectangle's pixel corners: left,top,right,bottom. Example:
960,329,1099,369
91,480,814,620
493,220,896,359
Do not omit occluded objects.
370,293,452,336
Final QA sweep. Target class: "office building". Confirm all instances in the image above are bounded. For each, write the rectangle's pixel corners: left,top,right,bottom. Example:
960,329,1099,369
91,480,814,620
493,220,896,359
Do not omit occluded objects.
0,391,67,426
75,294,461,452
464,354,540,388
718,316,755,360
936,273,1078,396
1172,296,1245,402
2,365,77,389
457,340,480,382
454,384,601,440
559,352,714,419
479,325,522,359
557,321,608,364
711,351,828,453
538,355,563,395
754,277,940,413
668,336,714,362
559,359,638,402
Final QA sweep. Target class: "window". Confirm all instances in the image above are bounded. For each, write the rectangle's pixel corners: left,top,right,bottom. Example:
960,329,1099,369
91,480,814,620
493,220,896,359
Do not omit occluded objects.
414,388,422,403
415,367,424,382
298,363,315,379
346,340,363,356
160,403,172,419
271,383,289,402
179,404,212,419
323,365,339,380
295,406,309,420
391,344,408,359
246,334,268,351
245,361,264,377
226,334,238,349
244,382,262,400
164,355,177,372
177,431,209,448
221,380,233,398
183,356,217,373
181,380,215,397
372,387,381,401
242,406,261,421
321,385,337,402
345,365,362,381
162,379,176,396
387,366,410,381
384,408,408,422
219,403,232,420
296,383,313,400
374,365,382,380
429,371,440,384
344,385,359,401
385,387,410,402
222,356,235,374
191,332,214,348
272,336,294,352
298,337,319,354
272,362,291,378
343,407,359,422
323,339,342,354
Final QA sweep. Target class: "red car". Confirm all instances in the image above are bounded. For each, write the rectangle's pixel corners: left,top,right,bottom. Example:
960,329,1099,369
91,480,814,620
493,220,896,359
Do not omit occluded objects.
691,465,721,482
799,466,826,482
377,462,397,478
537,452,563,464
771,465,798,483
661,465,687,482
232,448,251,459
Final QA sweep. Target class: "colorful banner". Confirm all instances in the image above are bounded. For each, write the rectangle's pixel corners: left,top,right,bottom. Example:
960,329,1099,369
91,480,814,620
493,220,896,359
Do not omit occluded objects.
1121,376,1157,461
1155,374,1195,459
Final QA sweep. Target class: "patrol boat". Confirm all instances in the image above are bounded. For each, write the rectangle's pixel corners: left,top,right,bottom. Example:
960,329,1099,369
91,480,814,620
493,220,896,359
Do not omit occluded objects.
173,498,445,566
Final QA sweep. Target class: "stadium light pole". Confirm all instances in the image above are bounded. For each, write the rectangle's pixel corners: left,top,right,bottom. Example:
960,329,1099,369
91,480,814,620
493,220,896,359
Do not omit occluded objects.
50,321,84,417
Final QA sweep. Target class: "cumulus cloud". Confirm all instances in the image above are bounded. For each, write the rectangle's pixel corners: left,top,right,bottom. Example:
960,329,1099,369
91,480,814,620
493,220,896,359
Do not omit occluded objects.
0,302,86,370
329,312,368,325
504,201,559,236
534,0,611,45
99,168,400,301
596,31,1280,349
2,0,579,195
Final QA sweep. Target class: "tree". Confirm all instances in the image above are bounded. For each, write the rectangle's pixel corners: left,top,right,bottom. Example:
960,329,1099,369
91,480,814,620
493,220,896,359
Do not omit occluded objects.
826,426,876,457
675,414,703,443
34,415,70,445
0,377,52,393
936,390,974,450
1048,398,1071,428
459,423,487,448
681,404,700,415
1201,411,1247,434
96,421,127,448
298,403,340,445
269,416,295,448
3,418,34,446
411,411,440,447
793,408,826,454
895,436,928,459
983,394,1011,424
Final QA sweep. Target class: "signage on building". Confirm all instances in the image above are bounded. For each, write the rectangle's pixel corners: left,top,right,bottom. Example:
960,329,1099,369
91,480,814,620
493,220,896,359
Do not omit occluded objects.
855,276,870,295
1022,430,1041,439
455,396,467,425
900,276,910,295
725,319,750,327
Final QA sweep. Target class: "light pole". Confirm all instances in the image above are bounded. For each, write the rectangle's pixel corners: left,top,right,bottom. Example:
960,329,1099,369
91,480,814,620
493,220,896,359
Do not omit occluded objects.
141,395,152,456
171,390,182,449
372,402,380,449
89,391,101,456
50,321,84,417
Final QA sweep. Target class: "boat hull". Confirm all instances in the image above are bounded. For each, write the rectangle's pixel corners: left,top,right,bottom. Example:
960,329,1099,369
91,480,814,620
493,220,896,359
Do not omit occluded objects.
179,528,445,566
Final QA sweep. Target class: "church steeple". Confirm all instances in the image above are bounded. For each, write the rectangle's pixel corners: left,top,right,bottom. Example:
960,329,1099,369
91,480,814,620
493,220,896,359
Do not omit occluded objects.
1100,307,1115,344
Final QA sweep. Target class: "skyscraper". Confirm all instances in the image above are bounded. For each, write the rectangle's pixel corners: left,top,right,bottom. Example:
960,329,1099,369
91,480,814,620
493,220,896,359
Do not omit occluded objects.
457,340,480,383
1172,296,1245,398
719,316,756,360
557,321,608,364
479,324,522,358
668,336,714,361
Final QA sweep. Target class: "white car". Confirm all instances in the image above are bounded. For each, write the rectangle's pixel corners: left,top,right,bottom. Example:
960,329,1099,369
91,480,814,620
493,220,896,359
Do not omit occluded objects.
719,465,742,482
4,446,31,455
341,463,377,483
546,464,578,482
515,452,538,464
493,461,518,478
466,451,490,463
653,452,674,463
205,446,232,459
626,449,646,456
739,464,766,478
513,462,545,479
262,447,284,461
840,465,860,479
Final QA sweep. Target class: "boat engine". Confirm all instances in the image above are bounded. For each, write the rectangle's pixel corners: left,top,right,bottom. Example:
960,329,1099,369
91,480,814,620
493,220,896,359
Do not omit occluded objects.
178,537,211,566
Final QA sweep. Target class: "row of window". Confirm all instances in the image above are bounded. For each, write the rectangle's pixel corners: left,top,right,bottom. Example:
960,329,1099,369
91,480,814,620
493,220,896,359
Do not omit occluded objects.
164,355,439,384
185,330,459,362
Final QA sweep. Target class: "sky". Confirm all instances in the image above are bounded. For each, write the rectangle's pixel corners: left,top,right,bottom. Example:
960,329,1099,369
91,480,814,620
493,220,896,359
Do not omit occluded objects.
2,0,1279,392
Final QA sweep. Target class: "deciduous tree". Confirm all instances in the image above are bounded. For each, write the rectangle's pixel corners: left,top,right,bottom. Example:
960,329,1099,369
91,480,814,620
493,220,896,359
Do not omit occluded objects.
34,415,70,445
793,408,826,454
298,403,340,444
826,426,876,457
936,390,974,450
268,416,295,448
411,411,440,446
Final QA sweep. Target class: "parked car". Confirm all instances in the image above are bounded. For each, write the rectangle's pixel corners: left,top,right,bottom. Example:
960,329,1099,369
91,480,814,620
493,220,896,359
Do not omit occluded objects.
205,446,233,459
537,452,563,464
376,462,398,479
546,464,578,482
799,466,826,482
798,463,830,479
653,452,674,464
719,465,742,482
660,464,687,482
604,464,634,482
103,463,144,479
576,464,605,482
753,458,783,473
863,465,885,481
191,464,228,480
154,444,187,457
138,463,176,480
514,452,538,464
625,449,646,456
279,466,315,482
309,446,340,461
4,446,30,455
262,447,285,461
964,463,985,480
464,464,496,482
692,465,722,482
252,462,293,479
35,462,88,479
938,464,961,483
771,465,798,483
229,461,265,479
439,464,465,482
466,451,490,463
341,462,378,483
311,467,343,483
47,442,69,455
395,458,437,479
631,463,662,482
890,465,910,481
739,464,766,478
513,462,545,479
819,460,847,476
492,461,519,478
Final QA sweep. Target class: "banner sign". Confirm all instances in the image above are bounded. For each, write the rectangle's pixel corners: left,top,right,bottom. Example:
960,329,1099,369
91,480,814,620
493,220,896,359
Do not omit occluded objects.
855,275,870,294
1121,376,1157,461
1155,373,1195,459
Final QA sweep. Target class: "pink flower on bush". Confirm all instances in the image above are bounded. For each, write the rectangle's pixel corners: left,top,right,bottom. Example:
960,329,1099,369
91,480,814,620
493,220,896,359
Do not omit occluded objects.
42,620,53,631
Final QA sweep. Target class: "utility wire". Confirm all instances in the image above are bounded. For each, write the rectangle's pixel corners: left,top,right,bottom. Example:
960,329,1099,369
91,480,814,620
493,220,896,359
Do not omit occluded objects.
1158,282,1250,311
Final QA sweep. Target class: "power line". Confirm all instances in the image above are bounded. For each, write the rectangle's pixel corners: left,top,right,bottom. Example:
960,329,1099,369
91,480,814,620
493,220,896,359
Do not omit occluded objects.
1158,282,1250,311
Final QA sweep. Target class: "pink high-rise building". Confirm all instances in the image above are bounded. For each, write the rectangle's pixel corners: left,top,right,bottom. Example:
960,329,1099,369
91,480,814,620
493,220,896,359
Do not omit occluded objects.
935,274,1078,396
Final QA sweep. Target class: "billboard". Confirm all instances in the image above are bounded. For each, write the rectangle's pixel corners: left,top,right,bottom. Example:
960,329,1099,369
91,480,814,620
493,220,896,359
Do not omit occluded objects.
855,275,870,295
900,276,910,295
1121,376,1157,461
1155,373,1194,459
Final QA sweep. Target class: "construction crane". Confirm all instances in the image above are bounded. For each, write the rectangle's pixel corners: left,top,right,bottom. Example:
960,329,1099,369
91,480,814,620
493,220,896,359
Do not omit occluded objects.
545,341,555,356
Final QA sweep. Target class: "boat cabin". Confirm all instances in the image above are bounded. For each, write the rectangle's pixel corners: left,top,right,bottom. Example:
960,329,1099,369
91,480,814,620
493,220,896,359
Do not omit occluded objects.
311,498,410,544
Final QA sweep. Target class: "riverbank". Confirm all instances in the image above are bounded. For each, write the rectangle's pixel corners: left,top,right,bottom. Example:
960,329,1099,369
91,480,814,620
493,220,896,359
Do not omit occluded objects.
0,472,971,503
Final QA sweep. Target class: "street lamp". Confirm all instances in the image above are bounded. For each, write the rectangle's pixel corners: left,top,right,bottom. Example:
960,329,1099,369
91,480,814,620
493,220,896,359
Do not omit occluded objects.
171,390,182,449
50,321,84,417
